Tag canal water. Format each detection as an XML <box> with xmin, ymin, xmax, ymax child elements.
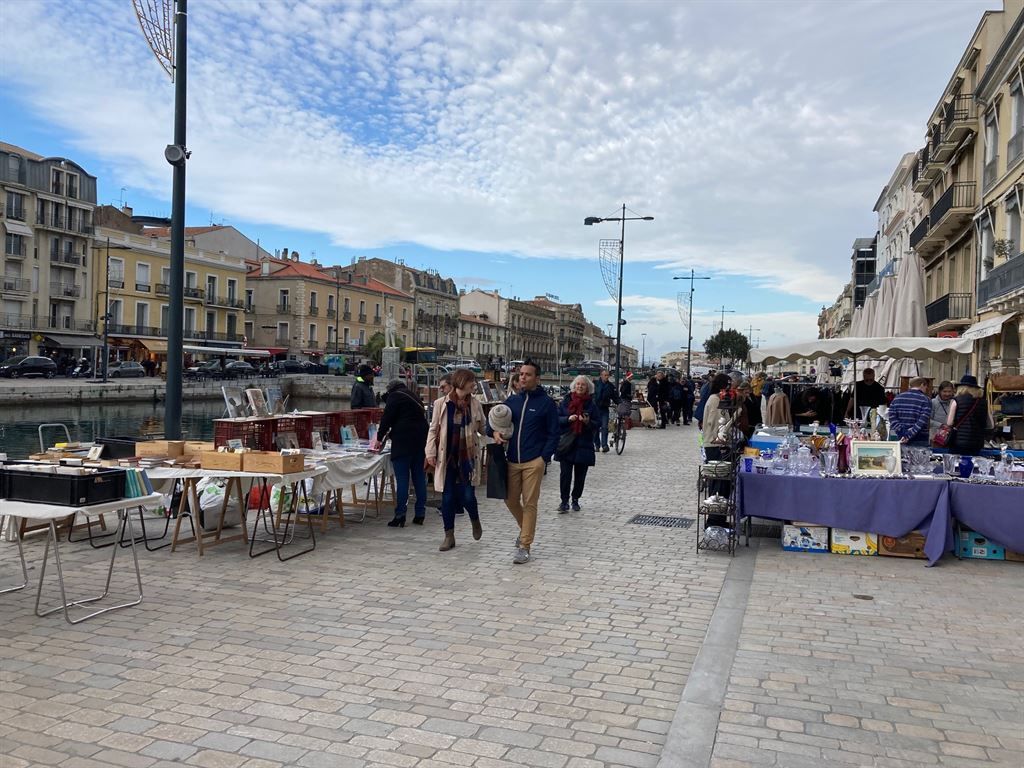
<box><xmin>0</xmin><ymin>398</ymin><xmax>342</xmax><ymax>459</ymax></box>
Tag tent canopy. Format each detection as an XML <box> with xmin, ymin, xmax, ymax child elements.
<box><xmin>750</xmin><ymin>336</ymin><xmax>973</xmax><ymax>365</ymax></box>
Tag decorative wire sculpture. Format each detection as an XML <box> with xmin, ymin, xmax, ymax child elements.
<box><xmin>677</xmin><ymin>291</ymin><xmax>689</xmax><ymax>326</ymax></box>
<box><xmin>132</xmin><ymin>0</ymin><xmax>175</xmax><ymax>80</ymax></box>
<box><xmin>598</xmin><ymin>239</ymin><xmax>621</xmax><ymax>301</ymax></box>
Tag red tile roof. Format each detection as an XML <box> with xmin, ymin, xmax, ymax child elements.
<box><xmin>144</xmin><ymin>225</ymin><xmax>226</xmax><ymax>238</ymax></box>
<box><xmin>248</xmin><ymin>259</ymin><xmax>412</xmax><ymax>299</ymax></box>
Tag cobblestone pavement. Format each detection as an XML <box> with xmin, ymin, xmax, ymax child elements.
<box><xmin>0</xmin><ymin>424</ymin><xmax>728</xmax><ymax>768</ymax></box>
<box><xmin>2</xmin><ymin>425</ymin><xmax>1022</xmax><ymax>768</ymax></box>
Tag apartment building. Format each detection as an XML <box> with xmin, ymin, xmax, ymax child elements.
<box><xmin>507</xmin><ymin>298</ymin><xmax>556</xmax><ymax>372</ymax></box>
<box><xmin>818</xmin><ymin>282</ymin><xmax>854</xmax><ymax>339</ymax></box>
<box><xmin>973</xmin><ymin>1</ymin><xmax>1024</xmax><ymax>375</ymax></box>
<box><xmin>457</xmin><ymin>313</ymin><xmax>503</xmax><ymax>363</ymax></box>
<box><xmin>348</xmin><ymin>258</ymin><xmax>459</xmax><ymax>354</ymax></box>
<box><xmin>528</xmin><ymin>295</ymin><xmax>586</xmax><ymax>365</ymax></box>
<box><xmin>246</xmin><ymin>252</ymin><xmax>413</xmax><ymax>360</ymax></box>
<box><xmin>0</xmin><ymin>142</ymin><xmax>97</xmax><ymax>360</ymax></box>
<box><xmin>582</xmin><ymin>321</ymin><xmax>609</xmax><ymax>362</ymax></box>
<box><xmin>93</xmin><ymin>207</ymin><xmax>248</xmax><ymax>366</ymax></box>
<box><xmin>850</xmin><ymin>236</ymin><xmax>877</xmax><ymax>309</ymax></box>
<box><xmin>870</xmin><ymin>154</ymin><xmax>925</xmax><ymax>305</ymax></box>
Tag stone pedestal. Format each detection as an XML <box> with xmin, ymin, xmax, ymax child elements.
<box><xmin>381</xmin><ymin>347</ymin><xmax>401</xmax><ymax>384</ymax></box>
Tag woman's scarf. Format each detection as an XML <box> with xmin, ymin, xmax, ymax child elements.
<box><xmin>568</xmin><ymin>392</ymin><xmax>590</xmax><ymax>435</ymax></box>
<box><xmin>446</xmin><ymin>396</ymin><xmax>474</xmax><ymax>481</ymax></box>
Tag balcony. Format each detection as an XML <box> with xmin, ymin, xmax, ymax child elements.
<box><xmin>156</xmin><ymin>283</ymin><xmax>170</xmax><ymax>296</ymax></box>
<box><xmin>912</xmin><ymin>148</ymin><xmax>933</xmax><ymax>193</ymax></box>
<box><xmin>1</xmin><ymin>277</ymin><xmax>31</xmax><ymax>293</ymax></box>
<box><xmin>274</xmin><ymin>336</ymin><xmax>290</xmax><ymax>346</ymax></box>
<box><xmin>208</xmin><ymin>295</ymin><xmax>245</xmax><ymax>309</ymax></box>
<box><xmin>276</xmin><ymin>302</ymin><xmax>290</xmax><ymax>313</ymax></box>
<box><xmin>184</xmin><ymin>287</ymin><xmax>205</xmax><ymax>301</ymax></box>
<box><xmin>5</xmin><ymin>205</ymin><xmax>25</xmax><ymax>221</ymax></box>
<box><xmin>373</xmin><ymin>315</ymin><xmax>382</xmax><ymax>325</ymax></box>
<box><xmin>326</xmin><ymin>308</ymin><xmax>336</xmax><ymax>319</ymax></box>
<box><xmin>934</xmin><ymin>94</ymin><xmax>973</xmax><ymax>162</ymax></box>
<box><xmin>5</xmin><ymin>241</ymin><xmax>27</xmax><ymax>259</ymax></box>
<box><xmin>978</xmin><ymin>254</ymin><xmax>1024</xmax><ymax>307</ymax></box>
<box><xmin>984</xmin><ymin>157</ymin><xmax>999</xmax><ymax>190</ymax></box>
<box><xmin>925</xmin><ymin>292</ymin><xmax>973</xmax><ymax>329</ymax></box>
<box><xmin>401</xmin><ymin>320</ymin><xmax>409</xmax><ymax>328</ymax></box>
<box><xmin>244</xmin><ymin>303</ymin><xmax>254</xmax><ymax>313</ymax></box>
<box><xmin>38</xmin><ymin>214</ymin><xmax>65</xmax><ymax>231</ymax></box>
<box><xmin>135</xmin><ymin>282</ymin><xmax>151</xmax><ymax>293</ymax></box>
<box><xmin>107</xmin><ymin>324</ymin><xmax>162</xmax><ymax>337</ymax></box>
<box><xmin>308</xmin><ymin>306</ymin><xmax>319</xmax><ymax>316</ymax></box>
<box><xmin>50</xmin><ymin>252</ymin><xmax>82</xmax><ymax>267</ymax></box>
<box><xmin>915</xmin><ymin>183</ymin><xmax>976</xmax><ymax>259</ymax></box>
<box><xmin>358</xmin><ymin>313</ymin><xmax>367</xmax><ymax>323</ymax></box>
<box><xmin>108</xmin><ymin>278</ymin><xmax>125</xmax><ymax>289</ymax></box>
<box><xmin>306</xmin><ymin>340</ymin><xmax>320</xmax><ymax>350</ymax></box>
<box><xmin>190</xmin><ymin>330</ymin><xmax>245</xmax><ymax>343</ymax></box>
<box><xmin>343</xmin><ymin>311</ymin><xmax>351</xmax><ymax>320</ymax></box>
<box><xmin>49</xmin><ymin>283</ymin><xmax>81</xmax><ymax>299</ymax></box>
<box><xmin>1008</xmin><ymin>130</ymin><xmax>1024</xmax><ymax>169</ymax></box>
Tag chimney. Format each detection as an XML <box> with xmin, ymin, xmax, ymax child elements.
<box><xmin>291</xmin><ymin>251</ymin><xmax>300</xmax><ymax>261</ymax></box>
<box><xmin>310</xmin><ymin>258</ymin><xmax>319</xmax><ymax>266</ymax></box>
<box><xmin>121</xmin><ymin>205</ymin><xmax>133</xmax><ymax>217</ymax></box>
<box><xmin>281</xmin><ymin>248</ymin><xmax>289</xmax><ymax>260</ymax></box>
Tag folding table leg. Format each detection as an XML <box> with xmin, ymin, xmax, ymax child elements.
<box><xmin>0</xmin><ymin>514</ymin><xmax>28</xmax><ymax>594</ymax></box>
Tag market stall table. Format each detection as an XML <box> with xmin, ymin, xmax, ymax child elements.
<box><xmin>948</xmin><ymin>481</ymin><xmax>1024</xmax><ymax>553</ymax></box>
<box><xmin>310</xmin><ymin>451</ymin><xmax>393</xmax><ymax>523</ymax></box>
<box><xmin>736</xmin><ymin>472</ymin><xmax>953</xmax><ymax>565</ymax></box>
<box><xmin>0</xmin><ymin>492</ymin><xmax>163</xmax><ymax>624</ymax></box>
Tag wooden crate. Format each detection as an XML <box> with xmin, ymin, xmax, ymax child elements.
<box><xmin>242</xmin><ymin>451</ymin><xmax>304</xmax><ymax>475</ymax></box>
<box><xmin>136</xmin><ymin>440</ymin><xmax>185</xmax><ymax>458</ymax></box>
<box><xmin>200</xmin><ymin>451</ymin><xmax>245</xmax><ymax>471</ymax></box>
<box><xmin>184</xmin><ymin>441</ymin><xmax>216</xmax><ymax>456</ymax></box>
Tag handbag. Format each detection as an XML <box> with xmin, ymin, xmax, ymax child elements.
<box><xmin>933</xmin><ymin>399</ymin><xmax>978</xmax><ymax>448</ymax></box>
<box><xmin>639</xmin><ymin>405</ymin><xmax>657</xmax><ymax>425</ymax></box>
<box><xmin>485</xmin><ymin>444</ymin><xmax>508</xmax><ymax>500</ymax></box>
<box><xmin>556</xmin><ymin>429</ymin><xmax>577</xmax><ymax>457</ymax></box>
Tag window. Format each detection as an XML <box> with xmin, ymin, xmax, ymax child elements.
<box><xmin>359</xmin><ymin>300</ymin><xmax>366</xmax><ymax>316</ymax></box>
<box><xmin>343</xmin><ymin>297</ymin><xmax>350</xmax><ymax>313</ymax></box>
<box><xmin>5</xmin><ymin>191</ymin><xmax>24</xmax><ymax>220</ymax></box>
<box><xmin>343</xmin><ymin>327</ymin><xmax>350</xmax><ymax>345</ymax></box>
<box><xmin>244</xmin><ymin>321</ymin><xmax>254</xmax><ymax>340</ymax></box>
<box><xmin>277</xmin><ymin>322</ymin><xmax>289</xmax><ymax>341</ymax></box>
<box><xmin>309</xmin><ymin>291</ymin><xmax>318</xmax><ymax>310</ymax></box>
<box><xmin>206</xmin><ymin>275</ymin><xmax>217</xmax><ymax>299</ymax></box>
<box><xmin>66</xmin><ymin>173</ymin><xmax>78</xmax><ymax>199</ymax></box>
<box><xmin>980</xmin><ymin>218</ymin><xmax>995</xmax><ymax>280</ymax></box>
<box><xmin>108</xmin><ymin>299</ymin><xmax>123</xmax><ymax>326</ymax></box>
<box><xmin>1007</xmin><ymin>196</ymin><xmax>1021</xmax><ymax>259</ymax></box>
<box><xmin>51</xmin><ymin>168</ymin><xmax>62</xmax><ymax>195</ymax></box>
<box><xmin>327</xmin><ymin>294</ymin><xmax>335</xmax><ymax>312</ymax></box>
<box><xmin>308</xmin><ymin>323</ymin><xmax>317</xmax><ymax>342</ymax></box>
<box><xmin>374</xmin><ymin>302</ymin><xmax>380</xmax><ymax>319</ymax></box>
<box><xmin>226</xmin><ymin>314</ymin><xmax>237</xmax><ymax>337</ymax></box>
<box><xmin>278</xmin><ymin>289</ymin><xmax>289</xmax><ymax>309</ymax></box>
<box><xmin>7</xmin><ymin>154</ymin><xmax>20</xmax><ymax>180</ymax></box>
<box><xmin>184</xmin><ymin>307</ymin><xmax>195</xmax><ymax>332</ymax></box>
<box><xmin>109</xmin><ymin>257</ymin><xmax>125</xmax><ymax>283</ymax></box>
<box><xmin>206</xmin><ymin>311</ymin><xmax>216</xmax><ymax>334</ymax></box>
<box><xmin>1010</xmin><ymin>85</ymin><xmax>1024</xmax><ymax>165</ymax></box>
<box><xmin>227</xmin><ymin>278</ymin><xmax>237</xmax><ymax>301</ymax></box>
<box><xmin>161</xmin><ymin>305</ymin><xmax>169</xmax><ymax>331</ymax></box>
<box><xmin>161</xmin><ymin>267</ymin><xmax>170</xmax><ymax>286</ymax></box>
<box><xmin>245</xmin><ymin>288</ymin><xmax>253</xmax><ymax>310</ymax></box>
<box><xmin>402</xmin><ymin>307</ymin><xmax>407</xmax><ymax>322</ymax></box>
<box><xmin>984</xmin><ymin>111</ymin><xmax>999</xmax><ymax>186</ymax></box>
<box><xmin>4</xmin><ymin>233</ymin><xmax>23</xmax><ymax>257</ymax></box>
<box><xmin>135</xmin><ymin>302</ymin><xmax>149</xmax><ymax>329</ymax></box>
<box><xmin>136</xmin><ymin>263</ymin><xmax>150</xmax><ymax>291</ymax></box>
<box><xmin>358</xmin><ymin>329</ymin><xmax>365</xmax><ymax>345</ymax></box>
<box><xmin>185</xmin><ymin>271</ymin><xmax>197</xmax><ymax>289</ymax></box>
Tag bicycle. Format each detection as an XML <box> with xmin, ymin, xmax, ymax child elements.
<box><xmin>609</xmin><ymin>402</ymin><xmax>631</xmax><ymax>455</ymax></box>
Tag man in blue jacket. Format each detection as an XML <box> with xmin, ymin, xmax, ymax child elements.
<box><xmin>592</xmin><ymin>368</ymin><xmax>618</xmax><ymax>452</ymax></box>
<box><xmin>491</xmin><ymin>359</ymin><xmax>559</xmax><ymax>564</ymax></box>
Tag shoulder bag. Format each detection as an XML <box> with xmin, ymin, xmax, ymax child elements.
<box><xmin>932</xmin><ymin>398</ymin><xmax>978</xmax><ymax>449</ymax></box>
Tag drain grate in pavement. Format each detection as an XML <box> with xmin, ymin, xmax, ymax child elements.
<box><xmin>628</xmin><ymin>514</ymin><xmax>695</xmax><ymax>529</ymax></box>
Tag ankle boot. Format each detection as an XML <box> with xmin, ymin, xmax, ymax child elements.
<box><xmin>471</xmin><ymin>518</ymin><xmax>482</xmax><ymax>541</ymax></box>
<box><xmin>439</xmin><ymin>530</ymin><xmax>456</xmax><ymax>551</ymax></box>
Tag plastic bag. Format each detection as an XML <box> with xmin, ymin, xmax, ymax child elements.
<box><xmin>197</xmin><ymin>478</ymin><xmax>242</xmax><ymax>531</ymax></box>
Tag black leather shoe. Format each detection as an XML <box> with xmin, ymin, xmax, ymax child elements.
<box><xmin>412</xmin><ymin>517</ymin><xmax>424</xmax><ymax>525</ymax></box>
<box><xmin>387</xmin><ymin>517</ymin><xmax>406</xmax><ymax>528</ymax></box>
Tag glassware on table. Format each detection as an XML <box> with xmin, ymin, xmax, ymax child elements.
<box><xmin>958</xmin><ymin>455</ymin><xmax>974</xmax><ymax>478</ymax></box>
<box><xmin>972</xmin><ymin>457</ymin><xmax>993</xmax><ymax>477</ymax></box>
<box><xmin>883</xmin><ymin>454</ymin><xmax>898</xmax><ymax>475</ymax></box>
<box><xmin>994</xmin><ymin>462</ymin><xmax>1012</xmax><ymax>482</ymax></box>
<box><xmin>822</xmin><ymin>449</ymin><xmax>839</xmax><ymax>475</ymax></box>
<box><xmin>941</xmin><ymin>453</ymin><xmax>961</xmax><ymax>475</ymax></box>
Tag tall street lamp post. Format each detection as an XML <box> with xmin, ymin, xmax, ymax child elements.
<box><xmin>641</xmin><ymin>333</ymin><xmax>646</xmax><ymax>370</ymax></box>
<box><xmin>672</xmin><ymin>270</ymin><xmax>711</xmax><ymax>378</ymax></box>
<box><xmin>584</xmin><ymin>205</ymin><xmax>653</xmax><ymax>386</ymax></box>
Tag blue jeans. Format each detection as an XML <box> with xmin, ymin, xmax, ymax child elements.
<box><xmin>391</xmin><ymin>454</ymin><xmax>427</xmax><ymax>521</ymax></box>
<box><xmin>441</xmin><ymin>463</ymin><xmax>479</xmax><ymax>532</ymax></box>
<box><xmin>594</xmin><ymin>409</ymin><xmax>610</xmax><ymax>450</ymax></box>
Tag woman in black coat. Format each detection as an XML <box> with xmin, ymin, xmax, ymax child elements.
<box><xmin>946</xmin><ymin>375</ymin><xmax>993</xmax><ymax>457</ymax></box>
<box><xmin>378</xmin><ymin>380</ymin><xmax>429</xmax><ymax>526</ymax></box>
<box><xmin>555</xmin><ymin>375</ymin><xmax>602</xmax><ymax>513</ymax></box>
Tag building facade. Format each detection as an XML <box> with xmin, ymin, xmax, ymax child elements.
<box><xmin>974</xmin><ymin>1</ymin><xmax>1024</xmax><ymax>376</ymax></box>
<box><xmin>507</xmin><ymin>298</ymin><xmax>556</xmax><ymax>372</ymax></box>
<box><xmin>851</xmin><ymin>236</ymin><xmax>877</xmax><ymax>309</ymax></box>
<box><xmin>871</xmin><ymin>153</ymin><xmax>924</xmax><ymax>299</ymax></box>
<box><xmin>457</xmin><ymin>313</ymin><xmax>503</xmax><ymax>363</ymax></box>
<box><xmin>818</xmin><ymin>282</ymin><xmax>853</xmax><ymax>339</ymax></box>
<box><xmin>528</xmin><ymin>296</ymin><xmax>585</xmax><ymax>365</ymax></box>
<box><xmin>1</xmin><ymin>142</ymin><xmax>97</xmax><ymax>361</ymax></box>
<box><xmin>349</xmin><ymin>258</ymin><xmax>459</xmax><ymax>354</ymax></box>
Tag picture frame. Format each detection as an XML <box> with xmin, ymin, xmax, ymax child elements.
<box><xmin>246</xmin><ymin>388</ymin><xmax>269</xmax><ymax>417</ymax></box>
<box><xmin>849</xmin><ymin>440</ymin><xmax>902</xmax><ymax>476</ymax></box>
<box><xmin>222</xmin><ymin>386</ymin><xmax>247</xmax><ymax>418</ymax></box>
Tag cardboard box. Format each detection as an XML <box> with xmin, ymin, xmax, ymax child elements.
<box><xmin>1004</xmin><ymin>549</ymin><xmax>1024</xmax><ymax>562</ymax></box>
<box><xmin>830</xmin><ymin>529</ymin><xmax>877</xmax><ymax>556</ymax></box>
<box><xmin>136</xmin><ymin>440</ymin><xmax>185</xmax><ymax>458</ymax></box>
<box><xmin>879</xmin><ymin>532</ymin><xmax>927</xmax><ymax>559</ymax></box>
<box><xmin>200</xmin><ymin>451</ymin><xmax>244</xmax><ymax>472</ymax></box>
<box><xmin>242</xmin><ymin>451</ymin><xmax>304</xmax><ymax>475</ymax></box>
<box><xmin>781</xmin><ymin>524</ymin><xmax>829</xmax><ymax>553</ymax></box>
<box><xmin>958</xmin><ymin>530</ymin><xmax>1005</xmax><ymax>560</ymax></box>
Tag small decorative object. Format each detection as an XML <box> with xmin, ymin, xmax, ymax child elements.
<box><xmin>849</xmin><ymin>440</ymin><xmax>902</xmax><ymax>476</ymax></box>
<box><xmin>958</xmin><ymin>455</ymin><xmax>974</xmax><ymax>479</ymax></box>
<box><xmin>822</xmin><ymin>449</ymin><xmax>839</xmax><ymax>475</ymax></box>
<box><xmin>941</xmin><ymin>453</ymin><xmax>961</xmax><ymax>475</ymax></box>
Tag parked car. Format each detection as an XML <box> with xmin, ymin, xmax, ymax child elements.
<box><xmin>0</xmin><ymin>355</ymin><xmax>57</xmax><ymax>379</ymax></box>
<box><xmin>300</xmin><ymin>361</ymin><xmax>328</xmax><ymax>374</ymax></box>
<box><xmin>108</xmin><ymin>361</ymin><xmax>146</xmax><ymax>378</ymax></box>
<box><xmin>450</xmin><ymin>359</ymin><xmax>482</xmax><ymax>373</ymax></box>
<box><xmin>184</xmin><ymin>360</ymin><xmax>224</xmax><ymax>379</ymax></box>
<box><xmin>224</xmin><ymin>360</ymin><xmax>256</xmax><ymax>378</ymax></box>
<box><xmin>502</xmin><ymin>360</ymin><xmax>525</xmax><ymax>373</ymax></box>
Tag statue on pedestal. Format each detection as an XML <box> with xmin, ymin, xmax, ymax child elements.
<box><xmin>385</xmin><ymin>306</ymin><xmax>398</xmax><ymax>349</ymax></box>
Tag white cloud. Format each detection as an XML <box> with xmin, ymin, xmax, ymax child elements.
<box><xmin>1</xmin><ymin>0</ymin><xmax>993</xmax><ymax>313</ymax></box>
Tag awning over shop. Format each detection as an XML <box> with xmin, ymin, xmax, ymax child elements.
<box><xmin>141</xmin><ymin>339</ymin><xmax>168</xmax><ymax>353</ymax></box>
<box><xmin>961</xmin><ymin>313</ymin><xmax>1018</xmax><ymax>341</ymax></box>
<box><xmin>44</xmin><ymin>333</ymin><xmax>100</xmax><ymax>348</ymax></box>
<box><xmin>3</xmin><ymin>220</ymin><xmax>33</xmax><ymax>237</ymax></box>
<box><xmin>301</xmin><ymin>349</ymin><xmax>323</xmax><ymax>356</ymax></box>
<box><xmin>246</xmin><ymin>347</ymin><xmax>287</xmax><ymax>356</ymax></box>
<box><xmin>182</xmin><ymin>344</ymin><xmax>270</xmax><ymax>356</ymax></box>
<box><xmin>750</xmin><ymin>336</ymin><xmax>974</xmax><ymax>365</ymax></box>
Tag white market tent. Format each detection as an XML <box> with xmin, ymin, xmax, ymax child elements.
<box><xmin>751</xmin><ymin>336</ymin><xmax>974</xmax><ymax>414</ymax></box>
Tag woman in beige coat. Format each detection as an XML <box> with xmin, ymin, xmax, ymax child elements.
<box><xmin>425</xmin><ymin>368</ymin><xmax>487</xmax><ymax>551</ymax></box>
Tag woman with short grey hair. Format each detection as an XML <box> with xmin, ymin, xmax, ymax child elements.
<box><xmin>554</xmin><ymin>375</ymin><xmax>601</xmax><ymax>512</ymax></box>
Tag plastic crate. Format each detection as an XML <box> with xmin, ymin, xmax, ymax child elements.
<box><xmin>272</xmin><ymin>415</ymin><xmax>313</xmax><ymax>449</ymax></box>
<box><xmin>214</xmin><ymin>418</ymin><xmax>276</xmax><ymax>451</ymax></box>
<box><xmin>96</xmin><ymin>436</ymin><xmax>139</xmax><ymax>459</ymax></box>
<box><xmin>326</xmin><ymin>411</ymin><xmax>347</xmax><ymax>442</ymax></box>
<box><xmin>297</xmin><ymin>411</ymin><xmax>330</xmax><ymax>440</ymax></box>
<box><xmin>3</xmin><ymin>467</ymin><xmax>127</xmax><ymax>507</ymax></box>
<box><xmin>352</xmin><ymin>408</ymin><xmax>383</xmax><ymax>438</ymax></box>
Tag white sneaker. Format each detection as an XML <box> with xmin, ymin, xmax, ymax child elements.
<box><xmin>513</xmin><ymin>547</ymin><xmax>531</xmax><ymax>564</ymax></box>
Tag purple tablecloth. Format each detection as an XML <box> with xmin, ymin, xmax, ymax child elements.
<box><xmin>948</xmin><ymin>482</ymin><xmax>1024</xmax><ymax>553</ymax></box>
<box><xmin>736</xmin><ymin>473</ymin><xmax>953</xmax><ymax>566</ymax></box>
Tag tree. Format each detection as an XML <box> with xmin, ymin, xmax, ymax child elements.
<box><xmin>363</xmin><ymin>332</ymin><xmax>405</xmax><ymax>364</ymax></box>
<box><xmin>703</xmin><ymin>328</ymin><xmax>750</xmax><ymax>367</ymax></box>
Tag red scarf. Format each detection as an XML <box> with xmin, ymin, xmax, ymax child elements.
<box><xmin>568</xmin><ymin>392</ymin><xmax>590</xmax><ymax>434</ymax></box>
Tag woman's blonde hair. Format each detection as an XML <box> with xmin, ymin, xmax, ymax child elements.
<box><xmin>955</xmin><ymin>384</ymin><xmax>982</xmax><ymax>398</ymax></box>
<box><xmin>571</xmin><ymin>374</ymin><xmax>594</xmax><ymax>395</ymax></box>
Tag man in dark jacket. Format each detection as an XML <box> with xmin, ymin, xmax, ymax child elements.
<box><xmin>490</xmin><ymin>359</ymin><xmax>558</xmax><ymax>565</ymax></box>
<box><xmin>681</xmin><ymin>377</ymin><xmax>695</xmax><ymax>425</ymax></box>
<box><xmin>592</xmin><ymin>368</ymin><xmax>618</xmax><ymax>453</ymax></box>
<box><xmin>378</xmin><ymin>380</ymin><xmax>428</xmax><ymax>525</ymax></box>
<box><xmin>350</xmin><ymin>364</ymin><xmax>377</xmax><ymax>409</ymax></box>
<box><xmin>647</xmin><ymin>371</ymin><xmax>671</xmax><ymax>428</ymax></box>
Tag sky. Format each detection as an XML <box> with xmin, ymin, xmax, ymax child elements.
<box><xmin>0</xmin><ymin>0</ymin><xmax>998</xmax><ymax>362</ymax></box>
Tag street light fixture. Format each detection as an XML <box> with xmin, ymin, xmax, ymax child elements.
<box><xmin>672</xmin><ymin>270</ymin><xmax>711</xmax><ymax>378</ymax></box>
<box><xmin>584</xmin><ymin>205</ymin><xmax>653</xmax><ymax>386</ymax></box>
